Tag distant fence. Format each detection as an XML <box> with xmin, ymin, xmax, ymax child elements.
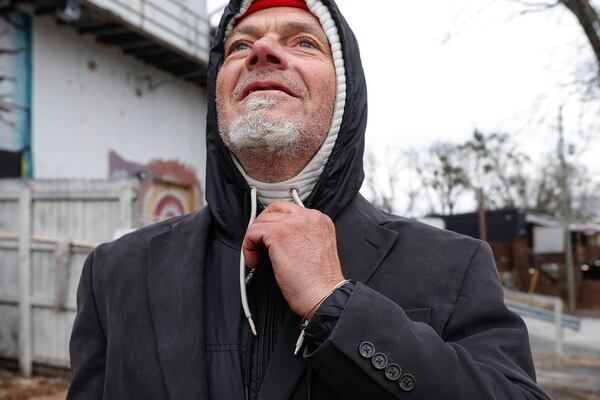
<box><xmin>0</xmin><ymin>179</ymin><xmax>138</xmax><ymax>377</ymax></box>
<box><xmin>504</xmin><ymin>289</ymin><xmax>581</xmax><ymax>355</ymax></box>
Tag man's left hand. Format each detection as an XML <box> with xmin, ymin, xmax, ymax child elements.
<box><xmin>242</xmin><ymin>200</ymin><xmax>345</xmax><ymax>318</ymax></box>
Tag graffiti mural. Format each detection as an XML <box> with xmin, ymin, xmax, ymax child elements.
<box><xmin>109</xmin><ymin>150</ymin><xmax>204</xmax><ymax>226</ymax></box>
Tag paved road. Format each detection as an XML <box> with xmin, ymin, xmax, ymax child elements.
<box><xmin>524</xmin><ymin>315</ymin><xmax>600</xmax><ymax>399</ymax></box>
<box><xmin>524</xmin><ymin>316</ymin><xmax>600</xmax><ymax>358</ymax></box>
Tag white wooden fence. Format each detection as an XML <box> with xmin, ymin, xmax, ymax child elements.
<box><xmin>0</xmin><ymin>179</ymin><xmax>138</xmax><ymax>377</ymax></box>
<box><xmin>504</xmin><ymin>289</ymin><xmax>581</xmax><ymax>355</ymax></box>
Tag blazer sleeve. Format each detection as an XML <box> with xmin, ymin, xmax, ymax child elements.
<box><xmin>304</xmin><ymin>241</ymin><xmax>552</xmax><ymax>400</ymax></box>
<box><xmin>67</xmin><ymin>248</ymin><xmax>107</xmax><ymax>400</ymax></box>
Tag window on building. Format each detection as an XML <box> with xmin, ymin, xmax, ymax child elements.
<box><xmin>0</xmin><ymin>149</ymin><xmax>22</xmax><ymax>178</ymax></box>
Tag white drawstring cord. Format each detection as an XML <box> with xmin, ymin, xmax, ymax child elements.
<box><xmin>290</xmin><ymin>188</ymin><xmax>305</xmax><ymax>208</ymax></box>
<box><xmin>239</xmin><ymin>187</ymin><xmax>305</xmax><ymax>336</ymax></box>
<box><xmin>240</xmin><ymin>187</ymin><xmax>258</xmax><ymax>336</ymax></box>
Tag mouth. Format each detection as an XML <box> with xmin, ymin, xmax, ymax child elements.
<box><xmin>241</xmin><ymin>80</ymin><xmax>297</xmax><ymax>99</ymax></box>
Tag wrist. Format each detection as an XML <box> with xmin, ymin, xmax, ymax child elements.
<box><xmin>302</xmin><ymin>279</ymin><xmax>349</xmax><ymax>322</ymax></box>
<box><xmin>293</xmin><ymin>278</ymin><xmax>351</xmax><ymax>356</ymax></box>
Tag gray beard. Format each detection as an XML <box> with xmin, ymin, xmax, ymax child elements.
<box><xmin>224</xmin><ymin>95</ymin><xmax>304</xmax><ymax>155</ymax></box>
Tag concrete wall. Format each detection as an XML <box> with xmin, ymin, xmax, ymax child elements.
<box><xmin>31</xmin><ymin>16</ymin><xmax>207</xmax><ymax>184</ymax></box>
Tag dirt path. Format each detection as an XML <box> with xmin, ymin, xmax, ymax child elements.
<box><xmin>0</xmin><ymin>369</ymin><xmax>68</xmax><ymax>400</ymax></box>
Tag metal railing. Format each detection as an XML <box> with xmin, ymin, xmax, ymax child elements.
<box><xmin>504</xmin><ymin>289</ymin><xmax>581</xmax><ymax>355</ymax></box>
<box><xmin>505</xmin><ymin>300</ymin><xmax>581</xmax><ymax>331</ymax></box>
<box><xmin>85</xmin><ymin>0</ymin><xmax>210</xmax><ymax>60</ymax></box>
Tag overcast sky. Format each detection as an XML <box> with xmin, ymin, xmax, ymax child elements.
<box><xmin>207</xmin><ymin>0</ymin><xmax>599</xmax><ymax>212</ymax></box>
<box><xmin>208</xmin><ymin>1</ymin><xmax>595</xmax><ymax>149</ymax></box>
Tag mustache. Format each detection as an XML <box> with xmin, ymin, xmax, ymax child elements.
<box><xmin>233</xmin><ymin>70</ymin><xmax>304</xmax><ymax>99</ymax></box>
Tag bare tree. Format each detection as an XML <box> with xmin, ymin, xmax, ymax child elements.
<box><xmin>560</xmin><ymin>0</ymin><xmax>600</xmax><ymax>77</ymax></box>
<box><xmin>416</xmin><ymin>143</ymin><xmax>470</xmax><ymax>215</ymax></box>
<box><xmin>363</xmin><ymin>148</ymin><xmax>421</xmax><ymax>215</ymax></box>
<box><xmin>364</xmin><ymin>129</ymin><xmax>600</xmax><ymax>219</ymax></box>
<box><xmin>451</xmin><ymin>130</ymin><xmax>599</xmax><ymax>219</ymax></box>
<box><xmin>363</xmin><ymin>150</ymin><xmax>399</xmax><ymax>214</ymax></box>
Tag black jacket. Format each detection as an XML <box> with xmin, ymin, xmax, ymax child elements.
<box><xmin>68</xmin><ymin>196</ymin><xmax>551</xmax><ymax>399</ymax></box>
<box><xmin>68</xmin><ymin>0</ymin><xmax>551</xmax><ymax>398</ymax></box>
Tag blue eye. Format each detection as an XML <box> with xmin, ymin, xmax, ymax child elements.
<box><xmin>297</xmin><ymin>37</ymin><xmax>317</xmax><ymax>49</ymax></box>
<box><xmin>298</xmin><ymin>41</ymin><xmax>315</xmax><ymax>49</ymax></box>
<box><xmin>232</xmin><ymin>42</ymin><xmax>251</xmax><ymax>52</ymax></box>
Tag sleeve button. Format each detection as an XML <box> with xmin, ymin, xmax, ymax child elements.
<box><xmin>384</xmin><ymin>363</ymin><xmax>402</xmax><ymax>381</ymax></box>
<box><xmin>399</xmin><ymin>373</ymin><xmax>416</xmax><ymax>391</ymax></box>
<box><xmin>371</xmin><ymin>352</ymin><xmax>388</xmax><ymax>370</ymax></box>
<box><xmin>358</xmin><ymin>341</ymin><xmax>375</xmax><ymax>358</ymax></box>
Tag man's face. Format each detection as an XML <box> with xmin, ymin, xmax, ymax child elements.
<box><xmin>216</xmin><ymin>6</ymin><xmax>336</xmax><ymax>162</ymax></box>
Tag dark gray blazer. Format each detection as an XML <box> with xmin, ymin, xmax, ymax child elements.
<box><xmin>68</xmin><ymin>195</ymin><xmax>550</xmax><ymax>399</ymax></box>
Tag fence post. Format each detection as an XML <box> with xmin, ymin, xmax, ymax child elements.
<box><xmin>119</xmin><ymin>181</ymin><xmax>135</xmax><ymax>228</ymax></box>
<box><xmin>554</xmin><ymin>298</ymin><xmax>564</xmax><ymax>355</ymax></box>
<box><xmin>18</xmin><ymin>182</ymin><xmax>32</xmax><ymax>377</ymax></box>
<box><xmin>54</xmin><ymin>241</ymin><xmax>71</xmax><ymax>310</ymax></box>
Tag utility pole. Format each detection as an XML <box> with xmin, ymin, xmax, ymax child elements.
<box><xmin>558</xmin><ymin>105</ymin><xmax>576</xmax><ymax>311</ymax></box>
<box><xmin>477</xmin><ymin>188</ymin><xmax>487</xmax><ymax>242</ymax></box>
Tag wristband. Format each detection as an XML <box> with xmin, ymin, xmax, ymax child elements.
<box><xmin>293</xmin><ymin>279</ymin><xmax>351</xmax><ymax>355</ymax></box>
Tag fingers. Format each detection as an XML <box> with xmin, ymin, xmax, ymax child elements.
<box><xmin>242</xmin><ymin>231</ymin><xmax>261</xmax><ymax>268</ymax></box>
<box><xmin>242</xmin><ymin>221</ymin><xmax>278</xmax><ymax>268</ymax></box>
<box><xmin>252</xmin><ymin>211</ymin><xmax>289</xmax><ymax>224</ymax></box>
<box><xmin>242</xmin><ymin>202</ymin><xmax>292</xmax><ymax>268</ymax></box>
<box><xmin>263</xmin><ymin>200</ymin><xmax>302</xmax><ymax>214</ymax></box>
<box><xmin>242</xmin><ymin>201</ymin><xmax>327</xmax><ymax>268</ymax></box>
<box><xmin>251</xmin><ymin>203</ymin><xmax>301</xmax><ymax>226</ymax></box>
<box><xmin>255</xmin><ymin>201</ymin><xmax>318</xmax><ymax>224</ymax></box>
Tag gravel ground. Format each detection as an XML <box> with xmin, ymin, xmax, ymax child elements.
<box><xmin>0</xmin><ymin>369</ymin><xmax>68</xmax><ymax>400</ymax></box>
<box><xmin>535</xmin><ymin>353</ymin><xmax>600</xmax><ymax>400</ymax></box>
<box><xmin>545</xmin><ymin>387</ymin><xmax>600</xmax><ymax>400</ymax></box>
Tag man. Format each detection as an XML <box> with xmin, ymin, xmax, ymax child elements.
<box><xmin>68</xmin><ymin>0</ymin><xmax>551</xmax><ymax>399</ymax></box>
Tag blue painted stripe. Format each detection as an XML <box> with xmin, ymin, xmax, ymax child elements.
<box><xmin>505</xmin><ymin>299</ymin><xmax>581</xmax><ymax>331</ymax></box>
<box><xmin>14</xmin><ymin>12</ymin><xmax>33</xmax><ymax>177</ymax></box>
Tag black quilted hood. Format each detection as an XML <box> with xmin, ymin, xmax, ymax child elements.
<box><xmin>205</xmin><ymin>0</ymin><xmax>367</xmax><ymax>245</ymax></box>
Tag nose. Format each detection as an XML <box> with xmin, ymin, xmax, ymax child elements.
<box><xmin>245</xmin><ymin>37</ymin><xmax>288</xmax><ymax>70</ymax></box>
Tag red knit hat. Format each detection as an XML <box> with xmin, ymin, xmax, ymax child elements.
<box><xmin>243</xmin><ymin>0</ymin><xmax>309</xmax><ymax>18</ymax></box>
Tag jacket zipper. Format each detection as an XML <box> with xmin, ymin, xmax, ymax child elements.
<box><xmin>246</xmin><ymin>261</ymin><xmax>278</xmax><ymax>400</ymax></box>
<box><xmin>259</xmin><ymin>265</ymin><xmax>276</xmax><ymax>385</ymax></box>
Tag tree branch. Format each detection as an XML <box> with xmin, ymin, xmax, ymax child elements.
<box><xmin>560</xmin><ymin>0</ymin><xmax>600</xmax><ymax>79</ymax></box>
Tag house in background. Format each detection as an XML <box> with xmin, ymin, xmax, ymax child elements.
<box><xmin>439</xmin><ymin>209</ymin><xmax>600</xmax><ymax>309</ymax></box>
<box><xmin>0</xmin><ymin>0</ymin><xmax>210</xmax><ymax>220</ymax></box>
<box><xmin>0</xmin><ymin>0</ymin><xmax>211</xmax><ymax>375</ymax></box>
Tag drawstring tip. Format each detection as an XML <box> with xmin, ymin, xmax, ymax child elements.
<box><xmin>294</xmin><ymin>327</ymin><xmax>306</xmax><ymax>356</ymax></box>
<box><xmin>248</xmin><ymin>316</ymin><xmax>257</xmax><ymax>336</ymax></box>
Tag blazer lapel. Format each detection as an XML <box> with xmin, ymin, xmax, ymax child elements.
<box><xmin>147</xmin><ymin>208</ymin><xmax>212</xmax><ymax>400</ymax></box>
<box><xmin>336</xmin><ymin>197</ymin><xmax>399</xmax><ymax>283</ymax></box>
<box><xmin>257</xmin><ymin>197</ymin><xmax>398</xmax><ymax>400</ymax></box>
